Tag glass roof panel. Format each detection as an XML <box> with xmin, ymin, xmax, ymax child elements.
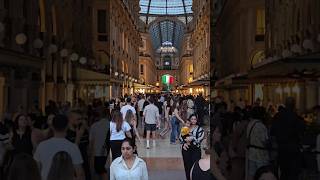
<box><xmin>140</xmin><ymin>0</ymin><xmax>192</xmax><ymax>56</ymax></box>
<box><xmin>140</xmin><ymin>0</ymin><xmax>193</xmax><ymax>15</ymax></box>
<box><xmin>149</xmin><ymin>20</ymin><xmax>185</xmax><ymax>54</ymax></box>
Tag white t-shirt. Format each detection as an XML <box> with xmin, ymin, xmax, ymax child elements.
<box><xmin>138</xmin><ymin>99</ymin><xmax>145</xmax><ymax>112</ymax></box>
<box><xmin>120</xmin><ymin>104</ymin><xmax>136</xmax><ymax>120</ymax></box>
<box><xmin>89</xmin><ymin>119</ymin><xmax>109</xmax><ymax>156</ymax></box>
<box><xmin>110</xmin><ymin>121</ymin><xmax>131</xmax><ymax>141</ymax></box>
<box><xmin>33</xmin><ymin>137</ymin><xmax>83</xmax><ymax>180</ymax></box>
<box><xmin>143</xmin><ymin>104</ymin><xmax>159</xmax><ymax>124</ymax></box>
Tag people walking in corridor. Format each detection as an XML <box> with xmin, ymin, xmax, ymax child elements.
<box><xmin>143</xmin><ymin>97</ymin><xmax>160</xmax><ymax>149</ymax></box>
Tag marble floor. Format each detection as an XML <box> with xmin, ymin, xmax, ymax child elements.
<box><xmin>136</xmin><ymin>128</ymin><xmax>187</xmax><ymax>180</ymax></box>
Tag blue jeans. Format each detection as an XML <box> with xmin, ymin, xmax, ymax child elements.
<box><xmin>170</xmin><ymin>116</ymin><xmax>180</xmax><ymax>143</ymax></box>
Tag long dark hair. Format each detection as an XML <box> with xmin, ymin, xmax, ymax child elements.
<box><xmin>112</xmin><ymin>110</ymin><xmax>123</xmax><ymax>132</ymax></box>
<box><xmin>47</xmin><ymin>151</ymin><xmax>74</xmax><ymax>180</ymax></box>
<box><xmin>7</xmin><ymin>153</ymin><xmax>41</xmax><ymax>180</ymax></box>
<box><xmin>171</xmin><ymin>100</ymin><xmax>180</xmax><ymax>113</ymax></box>
<box><xmin>13</xmin><ymin>114</ymin><xmax>31</xmax><ymax>135</ymax></box>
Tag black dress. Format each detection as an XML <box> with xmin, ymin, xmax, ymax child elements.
<box><xmin>191</xmin><ymin>160</ymin><xmax>215</xmax><ymax>180</ymax></box>
<box><xmin>12</xmin><ymin>129</ymin><xmax>33</xmax><ymax>155</ymax></box>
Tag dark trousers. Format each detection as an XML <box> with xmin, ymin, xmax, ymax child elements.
<box><xmin>110</xmin><ymin>140</ymin><xmax>124</xmax><ymax>161</ymax></box>
<box><xmin>278</xmin><ymin>150</ymin><xmax>302</xmax><ymax>180</ymax></box>
<box><xmin>182</xmin><ymin>145</ymin><xmax>201</xmax><ymax>180</ymax></box>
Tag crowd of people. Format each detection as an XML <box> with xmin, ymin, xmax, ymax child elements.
<box><xmin>0</xmin><ymin>92</ymin><xmax>212</xmax><ymax>180</ymax></box>
<box><xmin>210</xmin><ymin>96</ymin><xmax>311</xmax><ymax>180</ymax></box>
<box><xmin>1</xmin><ymin>92</ymin><xmax>316</xmax><ymax>180</ymax></box>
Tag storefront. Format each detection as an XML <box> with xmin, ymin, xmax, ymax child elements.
<box><xmin>74</xmin><ymin>67</ymin><xmax>110</xmax><ymax>104</ymax></box>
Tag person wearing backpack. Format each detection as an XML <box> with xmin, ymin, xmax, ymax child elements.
<box><xmin>229</xmin><ymin>109</ymin><xmax>249</xmax><ymax>180</ymax></box>
<box><xmin>246</xmin><ymin>106</ymin><xmax>270</xmax><ymax>180</ymax></box>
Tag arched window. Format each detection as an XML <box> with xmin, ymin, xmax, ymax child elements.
<box><xmin>163</xmin><ymin>55</ymin><xmax>172</xmax><ymax>70</ymax></box>
<box><xmin>251</xmin><ymin>51</ymin><xmax>265</xmax><ymax>66</ymax></box>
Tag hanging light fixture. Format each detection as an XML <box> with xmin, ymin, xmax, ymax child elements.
<box><xmin>15</xmin><ymin>33</ymin><xmax>27</xmax><ymax>45</ymax></box>
<box><xmin>60</xmin><ymin>49</ymin><xmax>69</xmax><ymax>57</ymax></box>
<box><xmin>33</xmin><ymin>38</ymin><xmax>43</xmax><ymax>49</ymax></box>
<box><xmin>70</xmin><ymin>53</ymin><xmax>79</xmax><ymax>61</ymax></box>
<box><xmin>79</xmin><ymin>57</ymin><xmax>87</xmax><ymax>64</ymax></box>
<box><xmin>48</xmin><ymin>44</ymin><xmax>58</xmax><ymax>54</ymax></box>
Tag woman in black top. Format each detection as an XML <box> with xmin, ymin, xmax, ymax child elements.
<box><xmin>180</xmin><ymin>114</ymin><xmax>205</xmax><ymax>180</ymax></box>
<box><xmin>190</xmin><ymin>137</ymin><xmax>216</xmax><ymax>180</ymax></box>
<box><xmin>11</xmin><ymin>114</ymin><xmax>33</xmax><ymax>155</ymax></box>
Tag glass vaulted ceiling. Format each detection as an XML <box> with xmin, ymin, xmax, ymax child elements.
<box><xmin>140</xmin><ymin>0</ymin><xmax>193</xmax><ymax>55</ymax></box>
<box><xmin>140</xmin><ymin>0</ymin><xmax>193</xmax><ymax>25</ymax></box>
<box><xmin>149</xmin><ymin>20</ymin><xmax>185</xmax><ymax>54</ymax></box>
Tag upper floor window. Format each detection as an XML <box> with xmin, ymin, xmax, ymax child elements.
<box><xmin>256</xmin><ymin>9</ymin><xmax>265</xmax><ymax>36</ymax></box>
<box><xmin>140</xmin><ymin>64</ymin><xmax>144</xmax><ymax>75</ymax></box>
<box><xmin>97</xmin><ymin>10</ymin><xmax>106</xmax><ymax>33</ymax></box>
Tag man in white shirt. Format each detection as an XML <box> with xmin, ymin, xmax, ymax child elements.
<box><xmin>120</xmin><ymin>97</ymin><xmax>136</xmax><ymax>120</ymax></box>
<box><xmin>143</xmin><ymin>97</ymin><xmax>160</xmax><ymax>149</ymax></box>
<box><xmin>34</xmin><ymin>114</ymin><xmax>84</xmax><ymax>180</ymax></box>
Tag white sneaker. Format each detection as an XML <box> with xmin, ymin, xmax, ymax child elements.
<box><xmin>146</xmin><ymin>140</ymin><xmax>150</xmax><ymax>149</ymax></box>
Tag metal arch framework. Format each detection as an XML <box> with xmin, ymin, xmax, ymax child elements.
<box><xmin>140</xmin><ymin>0</ymin><xmax>193</xmax><ymax>25</ymax></box>
<box><xmin>139</xmin><ymin>0</ymin><xmax>193</xmax><ymax>55</ymax></box>
<box><xmin>148</xmin><ymin>19</ymin><xmax>185</xmax><ymax>54</ymax></box>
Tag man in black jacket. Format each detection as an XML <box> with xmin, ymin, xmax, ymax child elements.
<box><xmin>270</xmin><ymin>97</ymin><xmax>305</xmax><ymax>180</ymax></box>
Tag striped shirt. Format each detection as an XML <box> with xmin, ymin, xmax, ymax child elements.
<box><xmin>180</xmin><ymin>125</ymin><xmax>205</xmax><ymax>148</ymax></box>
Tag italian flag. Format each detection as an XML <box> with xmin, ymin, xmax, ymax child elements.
<box><xmin>162</xmin><ymin>75</ymin><xmax>174</xmax><ymax>84</ymax></box>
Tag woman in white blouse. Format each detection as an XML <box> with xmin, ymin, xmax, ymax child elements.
<box><xmin>109</xmin><ymin>139</ymin><xmax>148</xmax><ymax>180</ymax></box>
<box><xmin>110</xmin><ymin>110</ymin><xmax>132</xmax><ymax>161</ymax></box>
